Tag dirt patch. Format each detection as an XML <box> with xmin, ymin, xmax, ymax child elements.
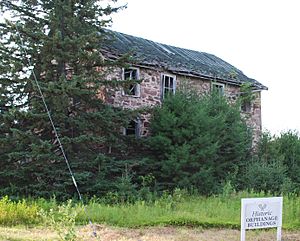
<box><xmin>0</xmin><ymin>226</ymin><xmax>57</xmax><ymax>241</ymax></box>
<box><xmin>80</xmin><ymin>225</ymin><xmax>300</xmax><ymax>241</ymax></box>
<box><xmin>1</xmin><ymin>225</ymin><xmax>300</xmax><ymax>241</ymax></box>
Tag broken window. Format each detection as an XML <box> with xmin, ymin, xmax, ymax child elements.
<box><xmin>122</xmin><ymin>68</ymin><xmax>140</xmax><ymax>97</ymax></box>
<box><xmin>240</xmin><ymin>93</ymin><xmax>252</xmax><ymax>112</ymax></box>
<box><xmin>162</xmin><ymin>74</ymin><xmax>176</xmax><ymax>99</ymax></box>
<box><xmin>123</xmin><ymin>119</ymin><xmax>141</xmax><ymax>137</ymax></box>
<box><xmin>241</xmin><ymin>100</ymin><xmax>251</xmax><ymax>112</ymax></box>
<box><xmin>212</xmin><ymin>82</ymin><xmax>225</xmax><ymax>96</ymax></box>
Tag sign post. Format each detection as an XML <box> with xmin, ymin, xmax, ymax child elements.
<box><xmin>241</xmin><ymin>197</ymin><xmax>283</xmax><ymax>241</ymax></box>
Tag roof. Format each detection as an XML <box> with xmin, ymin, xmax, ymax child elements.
<box><xmin>103</xmin><ymin>30</ymin><xmax>267</xmax><ymax>90</ymax></box>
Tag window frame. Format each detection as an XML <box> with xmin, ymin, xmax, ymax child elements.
<box><xmin>122</xmin><ymin>67</ymin><xmax>141</xmax><ymax>97</ymax></box>
<box><xmin>240</xmin><ymin>92</ymin><xmax>252</xmax><ymax>113</ymax></box>
<box><xmin>241</xmin><ymin>100</ymin><xmax>252</xmax><ymax>112</ymax></box>
<box><xmin>122</xmin><ymin>119</ymin><xmax>141</xmax><ymax>138</ymax></box>
<box><xmin>161</xmin><ymin>73</ymin><xmax>176</xmax><ymax>99</ymax></box>
<box><xmin>211</xmin><ymin>82</ymin><xmax>225</xmax><ymax>96</ymax></box>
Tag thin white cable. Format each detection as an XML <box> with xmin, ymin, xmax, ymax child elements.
<box><xmin>15</xmin><ymin>22</ymin><xmax>97</xmax><ymax>237</ymax></box>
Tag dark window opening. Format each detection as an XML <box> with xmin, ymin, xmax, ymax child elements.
<box><xmin>241</xmin><ymin>100</ymin><xmax>251</xmax><ymax>112</ymax></box>
<box><xmin>123</xmin><ymin>68</ymin><xmax>140</xmax><ymax>96</ymax></box>
<box><xmin>124</xmin><ymin>120</ymin><xmax>140</xmax><ymax>137</ymax></box>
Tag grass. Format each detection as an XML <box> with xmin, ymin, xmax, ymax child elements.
<box><xmin>1</xmin><ymin>191</ymin><xmax>300</xmax><ymax>230</ymax></box>
<box><xmin>81</xmin><ymin>192</ymin><xmax>300</xmax><ymax>229</ymax></box>
<box><xmin>81</xmin><ymin>196</ymin><xmax>240</xmax><ymax>228</ymax></box>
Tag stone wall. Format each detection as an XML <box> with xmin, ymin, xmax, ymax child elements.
<box><xmin>243</xmin><ymin>91</ymin><xmax>262</xmax><ymax>146</ymax></box>
<box><xmin>105</xmin><ymin>66</ymin><xmax>262</xmax><ymax>144</ymax></box>
<box><xmin>111</xmin><ymin>67</ymin><xmax>162</xmax><ymax>109</ymax></box>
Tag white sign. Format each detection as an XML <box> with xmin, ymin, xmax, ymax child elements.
<box><xmin>241</xmin><ymin>197</ymin><xmax>283</xmax><ymax>241</ymax></box>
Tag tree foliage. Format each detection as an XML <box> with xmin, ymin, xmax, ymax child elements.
<box><xmin>145</xmin><ymin>90</ymin><xmax>252</xmax><ymax>194</ymax></box>
<box><xmin>0</xmin><ymin>0</ymin><xmax>134</xmax><ymax>199</ymax></box>
<box><xmin>1</xmin><ymin>1</ymin><xmax>299</xmax><ymax>199</ymax></box>
<box><xmin>245</xmin><ymin>130</ymin><xmax>300</xmax><ymax>194</ymax></box>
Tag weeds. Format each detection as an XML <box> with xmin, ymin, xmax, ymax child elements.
<box><xmin>39</xmin><ymin>200</ymin><xmax>80</xmax><ymax>241</ymax></box>
<box><xmin>0</xmin><ymin>191</ymin><xmax>300</xmax><ymax>230</ymax></box>
<box><xmin>0</xmin><ymin>196</ymin><xmax>40</xmax><ymax>225</ymax></box>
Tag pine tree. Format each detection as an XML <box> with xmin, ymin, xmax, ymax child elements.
<box><xmin>146</xmin><ymin>90</ymin><xmax>252</xmax><ymax>194</ymax></box>
<box><xmin>0</xmin><ymin>0</ymin><xmax>132</xmax><ymax>198</ymax></box>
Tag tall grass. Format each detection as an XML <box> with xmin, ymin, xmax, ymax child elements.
<box><xmin>0</xmin><ymin>196</ymin><xmax>40</xmax><ymax>225</ymax></box>
<box><xmin>81</xmin><ymin>190</ymin><xmax>300</xmax><ymax>229</ymax></box>
<box><xmin>1</xmin><ymin>191</ymin><xmax>300</xmax><ymax>230</ymax></box>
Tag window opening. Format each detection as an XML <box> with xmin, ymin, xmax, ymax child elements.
<box><xmin>123</xmin><ymin>68</ymin><xmax>140</xmax><ymax>97</ymax></box>
<box><xmin>162</xmin><ymin>74</ymin><xmax>176</xmax><ymax>99</ymax></box>
<box><xmin>123</xmin><ymin>120</ymin><xmax>140</xmax><ymax>137</ymax></box>
<box><xmin>212</xmin><ymin>82</ymin><xmax>225</xmax><ymax>95</ymax></box>
<box><xmin>241</xmin><ymin>101</ymin><xmax>251</xmax><ymax>112</ymax></box>
<box><xmin>240</xmin><ymin>93</ymin><xmax>252</xmax><ymax>112</ymax></box>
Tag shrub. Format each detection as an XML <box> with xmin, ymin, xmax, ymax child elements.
<box><xmin>243</xmin><ymin>159</ymin><xmax>290</xmax><ymax>194</ymax></box>
<box><xmin>254</xmin><ymin>130</ymin><xmax>300</xmax><ymax>193</ymax></box>
<box><xmin>39</xmin><ymin>200</ymin><xmax>80</xmax><ymax>241</ymax></box>
<box><xmin>276</xmin><ymin>131</ymin><xmax>300</xmax><ymax>190</ymax></box>
<box><xmin>146</xmin><ymin>90</ymin><xmax>252</xmax><ymax>194</ymax></box>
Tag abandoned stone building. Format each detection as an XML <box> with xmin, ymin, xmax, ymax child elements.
<box><xmin>101</xmin><ymin>31</ymin><xmax>268</xmax><ymax>144</ymax></box>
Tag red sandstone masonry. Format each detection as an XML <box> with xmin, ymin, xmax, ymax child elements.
<box><xmin>104</xmin><ymin>66</ymin><xmax>262</xmax><ymax>144</ymax></box>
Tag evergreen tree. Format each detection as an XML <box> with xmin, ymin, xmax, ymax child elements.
<box><xmin>251</xmin><ymin>130</ymin><xmax>300</xmax><ymax>193</ymax></box>
<box><xmin>0</xmin><ymin>0</ymin><xmax>132</xmax><ymax>198</ymax></box>
<box><xmin>145</xmin><ymin>90</ymin><xmax>252</xmax><ymax>195</ymax></box>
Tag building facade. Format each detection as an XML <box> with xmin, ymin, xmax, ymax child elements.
<box><xmin>102</xmin><ymin>31</ymin><xmax>267</xmax><ymax>145</ymax></box>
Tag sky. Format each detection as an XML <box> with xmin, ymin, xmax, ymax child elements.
<box><xmin>109</xmin><ymin>0</ymin><xmax>300</xmax><ymax>135</ymax></box>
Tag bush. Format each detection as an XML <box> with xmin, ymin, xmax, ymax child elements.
<box><xmin>254</xmin><ymin>130</ymin><xmax>300</xmax><ymax>193</ymax></box>
<box><xmin>39</xmin><ymin>200</ymin><xmax>79</xmax><ymax>241</ymax></box>
<box><xmin>276</xmin><ymin>131</ymin><xmax>300</xmax><ymax>190</ymax></box>
<box><xmin>243</xmin><ymin>159</ymin><xmax>290</xmax><ymax>194</ymax></box>
<box><xmin>145</xmin><ymin>90</ymin><xmax>252</xmax><ymax>194</ymax></box>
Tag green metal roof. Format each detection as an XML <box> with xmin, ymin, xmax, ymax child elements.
<box><xmin>103</xmin><ymin>31</ymin><xmax>267</xmax><ymax>90</ymax></box>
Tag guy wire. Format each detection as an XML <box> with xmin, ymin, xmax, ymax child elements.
<box><xmin>14</xmin><ymin>22</ymin><xmax>97</xmax><ymax>238</ymax></box>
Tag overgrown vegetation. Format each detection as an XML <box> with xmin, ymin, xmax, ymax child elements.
<box><xmin>1</xmin><ymin>85</ymin><xmax>300</xmax><ymax>198</ymax></box>
<box><xmin>143</xmin><ymin>91</ymin><xmax>252</xmax><ymax>194</ymax></box>
<box><xmin>1</xmin><ymin>191</ymin><xmax>300</xmax><ymax>230</ymax></box>
<box><xmin>39</xmin><ymin>200</ymin><xmax>78</xmax><ymax>241</ymax></box>
<box><xmin>1</xmin><ymin>0</ymin><xmax>300</xmax><ymax>217</ymax></box>
<box><xmin>0</xmin><ymin>0</ymin><xmax>139</xmax><ymax>199</ymax></box>
<box><xmin>243</xmin><ymin>130</ymin><xmax>300</xmax><ymax>194</ymax></box>
<box><xmin>0</xmin><ymin>196</ymin><xmax>39</xmax><ymax>226</ymax></box>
